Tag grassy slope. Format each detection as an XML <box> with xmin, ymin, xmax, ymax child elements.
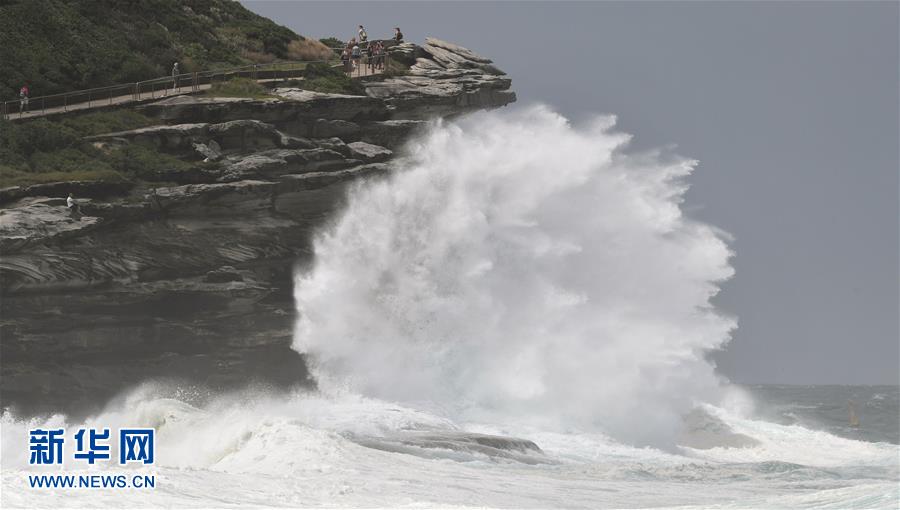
<box><xmin>0</xmin><ymin>111</ymin><xmax>190</xmax><ymax>188</ymax></box>
<box><xmin>0</xmin><ymin>0</ymin><xmax>319</xmax><ymax>100</ymax></box>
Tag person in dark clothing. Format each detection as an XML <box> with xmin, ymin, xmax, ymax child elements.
<box><xmin>394</xmin><ymin>27</ymin><xmax>403</xmax><ymax>44</ymax></box>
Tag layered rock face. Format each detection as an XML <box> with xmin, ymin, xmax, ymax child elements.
<box><xmin>0</xmin><ymin>39</ymin><xmax>515</xmax><ymax>417</ymax></box>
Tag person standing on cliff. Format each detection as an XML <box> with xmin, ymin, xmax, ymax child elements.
<box><xmin>351</xmin><ymin>44</ymin><xmax>361</xmax><ymax>70</ymax></box>
<box><xmin>358</xmin><ymin>25</ymin><xmax>368</xmax><ymax>47</ymax></box>
<box><xmin>341</xmin><ymin>47</ymin><xmax>351</xmax><ymax>73</ymax></box>
<box><xmin>394</xmin><ymin>27</ymin><xmax>403</xmax><ymax>44</ymax></box>
<box><xmin>172</xmin><ymin>62</ymin><xmax>180</xmax><ymax>91</ymax></box>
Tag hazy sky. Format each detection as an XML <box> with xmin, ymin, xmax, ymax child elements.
<box><xmin>240</xmin><ymin>1</ymin><xmax>898</xmax><ymax>385</ymax></box>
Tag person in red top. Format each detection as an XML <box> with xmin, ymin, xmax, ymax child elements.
<box><xmin>19</xmin><ymin>84</ymin><xmax>29</xmax><ymax>112</ymax></box>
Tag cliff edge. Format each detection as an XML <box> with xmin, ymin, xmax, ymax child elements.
<box><xmin>0</xmin><ymin>39</ymin><xmax>515</xmax><ymax>416</ymax></box>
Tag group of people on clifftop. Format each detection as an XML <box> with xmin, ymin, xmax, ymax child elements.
<box><xmin>340</xmin><ymin>26</ymin><xmax>403</xmax><ymax>73</ymax></box>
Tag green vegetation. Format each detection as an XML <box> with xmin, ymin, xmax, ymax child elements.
<box><xmin>0</xmin><ymin>111</ymin><xmax>190</xmax><ymax>188</ymax></box>
<box><xmin>0</xmin><ymin>167</ymin><xmax>127</xmax><ymax>187</ymax></box>
<box><xmin>205</xmin><ymin>78</ymin><xmax>273</xmax><ymax>99</ymax></box>
<box><xmin>104</xmin><ymin>144</ymin><xmax>192</xmax><ymax>180</ymax></box>
<box><xmin>0</xmin><ymin>0</ymin><xmax>322</xmax><ymax>100</ymax></box>
<box><xmin>319</xmin><ymin>37</ymin><xmax>344</xmax><ymax>50</ymax></box>
<box><xmin>59</xmin><ymin>110</ymin><xmax>155</xmax><ymax>137</ymax></box>
<box><xmin>300</xmin><ymin>63</ymin><xmax>366</xmax><ymax>95</ymax></box>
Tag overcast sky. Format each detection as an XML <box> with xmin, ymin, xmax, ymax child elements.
<box><xmin>241</xmin><ymin>1</ymin><xmax>898</xmax><ymax>385</ymax></box>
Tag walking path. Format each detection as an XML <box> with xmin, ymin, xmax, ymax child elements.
<box><xmin>4</xmin><ymin>62</ymin><xmax>383</xmax><ymax>121</ymax></box>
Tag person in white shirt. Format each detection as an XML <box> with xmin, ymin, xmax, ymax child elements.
<box><xmin>66</xmin><ymin>193</ymin><xmax>80</xmax><ymax>214</ymax></box>
<box><xmin>358</xmin><ymin>25</ymin><xmax>368</xmax><ymax>45</ymax></box>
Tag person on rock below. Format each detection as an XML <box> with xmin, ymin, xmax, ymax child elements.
<box><xmin>66</xmin><ymin>193</ymin><xmax>79</xmax><ymax>214</ymax></box>
<box><xmin>394</xmin><ymin>27</ymin><xmax>403</xmax><ymax>44</ymax></box>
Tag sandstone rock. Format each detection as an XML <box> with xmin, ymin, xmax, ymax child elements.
<box><xmin>208</xmin><ymin>119</ymin><xmax>282</xmax><ymax>151</ymax></box>
<box><xmin>0</xmin><ymin>198</ymin><xmax>100</xmax><ymax>252</ymax></box>
<box><xmin>0</xmin><ymin>180</ymin><xmax>133</xmax><ymax>206</ymax></box>
<box><xmin>278</xmin><ymin>163</ymin><xmax>390</xmax><ymax>191</ymax></box>
<box><xmin>366</xmin><ymin>74</ymin><xmax>515</xmax><ymax>120</ymax></box>
<box><xmin>358</xmin><ymin>120</ymin><xmax>427</xmax><ymax>148</ymax></box>
<box><xmin>386</xmin><ymin>42</ymin><xmax>425</xmax><ymax>66</ymax></box>
<box><xmin>203</xmin><ymin>265</ymin><xmax>245</xmax><ymax>283</ymax></box>
<box><xmin>139</xmin><ymin>92</ymin><xmax>389</xmax><ymax>126</ymax></box>
<box><xmin>311</xmin><ymin>118</ymin><xmax>361</xmax><ymax>138</ymax></box>
<box><xmin>87</xmin><ymin>123</ymin><xmax>208</xmax><ymax>150</ymax></box>
<box><xmin>218</xmin><ymin>148</ymin><xmax>350</xmax><ymax>182</ymax></box>
<box><xmin>193</xmin><ymin>140</ymin><xmax>222</xmax><ymax>161</ymax></box>
<box><xmin>424</xmin><ymin>37</ymin><xmax>493</xmax><ymax>64</ymax></box>
<box><xmin>278</xmin><ymin>134</ymin><xmax>316</xmax><ymax>149</ymax></box>
<box><xmin>347</xmin><ymin>142</ymin><xmax>393</xmax><ymax>161</ymax></box>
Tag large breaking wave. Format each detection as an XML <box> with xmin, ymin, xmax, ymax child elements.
<box><xmin>4</xmin><ymin>107</ymin><xmax>897</xmax><ymax>509</ymax></box>
<box><xmin>293</xmin><ymin>106</ymin><xmax>737</xmax><ymax>446</ymax></box>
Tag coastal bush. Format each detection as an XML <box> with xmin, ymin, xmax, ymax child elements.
<box><xmin>287</xmin><ymin>39</ymin><xmax>334</xmax><ymax>62</ymax></box>
<box><xmin>0</xmin><ymin>113</ymin><xmax>191</xmax><ymax>188</ymax></box>
<box><xmin>9</xmin><ymin>119</ymin><xmax>79</xmax><ymax>157</ymax></box>
<box><xmin>59</xmin><ymin>111</ymin><xmax>154</xmax><ymax>137</ymax></box>
<box><xmin>0</xmin><ymin>166</ymin><xmax>127</xmax><ymax>187</ymax></box>
<box><xmin>206</xmin><ymin>78</ymin><xmax>272</xmax><ymax>99</ymax></box>
<box><xmin>29</xmin><ymin>148</ymin><xmax>111</xmax><ymax>174</ymax></box>
<box><xmin>301</xmin><ymin>63</ymin><xmax>366</xmax><ymax>95</ymax></box>
<box><xmin>319</xmin><ymin>37</ymin><xmax>344</xmax><ymax>50</ymax></box>
<box><xmin>106</xmin><ymin>144</ymin><xmax>192</xmax><ymax>181</ymax></box>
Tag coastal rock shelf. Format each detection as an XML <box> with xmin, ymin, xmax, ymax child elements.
<box><xmin>0</xmin><ymin>39</ymin><xmax>515</xmax><ymax>416</ymax></box>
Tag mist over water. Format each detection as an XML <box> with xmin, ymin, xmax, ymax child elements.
<box><xmin>294</xmin><ymin>106</ymin><xmax>738</xmax><ymax>446</ymax></box>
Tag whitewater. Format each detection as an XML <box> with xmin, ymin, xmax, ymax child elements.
<box><xmin>2</xmin><ymin>107</ymin><xmax>897</xmax><ymax>508</ymax></box>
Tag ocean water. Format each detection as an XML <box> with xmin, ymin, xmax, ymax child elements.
<box><xmin>1</xmin><ymin>385</ymin><xmax>897</xmax><ymax>509</ymax></box>
<box><xmin>2</xmin><ymin>107</ymin><xmax>897</xmax><ymax>508</ymax></box>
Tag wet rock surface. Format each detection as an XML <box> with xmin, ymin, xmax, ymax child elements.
<box><xmin>0</xmin><ymin>39</ymin><xmax>514</xmax><ymax>417</ymax></box>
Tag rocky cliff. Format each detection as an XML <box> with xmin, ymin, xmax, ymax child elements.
<box><xmin>0</xmin><ymin>39</ymin><xmax>515</xmax><ymax>416</ymax></box>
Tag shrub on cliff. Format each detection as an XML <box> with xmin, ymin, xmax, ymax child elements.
<box><xmin>59</xmin><ymin>111</ymin><xmax>154</xmax><ymax>137</ymax></box>
<box><xmin>287</xmin><ymin>39</ymin><xmax>335</xmax><ymax>62</ymax></box>
<box><xmin>206</xmin><ymin>78</ymin><xmax>272</xmax><ymax>99</ymax></box>
<box><xmin>0</xmin><ymin>112</ymin><xmax>187</xmax><ymax>188</ymax></box>
<box><xmin>318</xmin><ymin>37</ymin><xmax>344</xmax><ymax>50</ymax></box>
<box><xmin>301</xmin><ymin>63</ymin><xmax>366</xmax><ymax>95</ymax></box>
<box><xmin>106</xmin><ymin>145</ymin><xmax>192</xmax><ymax>181</ymax></box>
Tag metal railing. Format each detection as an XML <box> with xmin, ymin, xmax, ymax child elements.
<box><xmin>1</xmin><ymin>55</ymin><xmax>388</xmax><ymax>121</ymax></box>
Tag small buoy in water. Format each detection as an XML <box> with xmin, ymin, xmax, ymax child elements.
<box><xmin>848</xmin><ymin>399</ymin><xmax>860</xmax><ymax>427</ymax></box>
